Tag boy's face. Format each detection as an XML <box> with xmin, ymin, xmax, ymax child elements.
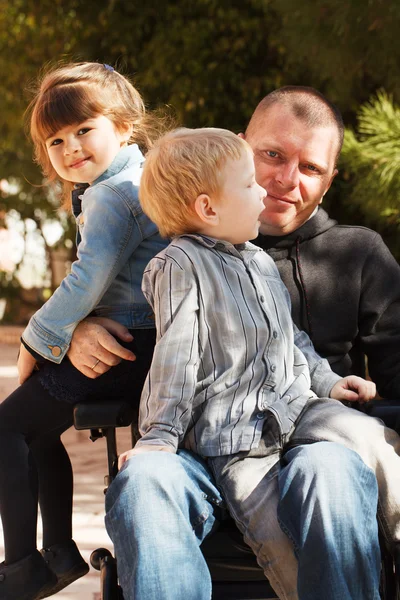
<box><xmin>214</xmin><ymin>149</ymin><xmax>266</xmax><ymax>245</ymax></box>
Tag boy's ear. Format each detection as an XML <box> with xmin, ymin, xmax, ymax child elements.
<box><xmin>238</xmin><ymin>132</ymin><xmax>245</xmax><ymax>140</ymax></box>
<box><xmin>194</xmin><ymin>193</ymin><xmax>219</xmax><ymax>225</ymax></box>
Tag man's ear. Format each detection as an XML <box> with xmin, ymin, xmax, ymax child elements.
<box><xmin>194</xmin><ymin>193</ymin><xmax>219</xmax><ymax>225</ymax></box>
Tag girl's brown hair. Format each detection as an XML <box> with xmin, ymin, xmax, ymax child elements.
<box><xmin>27</xmin><ymin>62</ymin><xmax>162</xmax><ymax>209</ymax></box>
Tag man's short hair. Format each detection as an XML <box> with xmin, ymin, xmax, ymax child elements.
<box><xmin>246</xmin><ymin>86</ymin><xmax>344</xmax><ymax>163</ymax></box>
<box><xmin>140</xmin><ymin>127</ymin><xmax>249</xmax><ymax>238</ymax></box>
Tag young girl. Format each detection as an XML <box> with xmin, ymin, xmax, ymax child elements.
<box><xmin>0</xmin><ymin>62</ymin><xmax>167</xmax><ymax>600</ymax></box>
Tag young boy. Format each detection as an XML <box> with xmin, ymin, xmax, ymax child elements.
<box><xmin>118</xmin><ymin>127</ymin><xmax>400</xmax><ymax>597</ymax></box>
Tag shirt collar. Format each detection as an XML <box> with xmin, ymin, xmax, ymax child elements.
<box><xmin>176</xmin><ymin>233</ymin><xmax>261</xmax><ymax>258</ymax></box>
<box><xmin>91</xmin><ymin>143</ymin><xmax>144</xmax><ymax>186</ymax></box>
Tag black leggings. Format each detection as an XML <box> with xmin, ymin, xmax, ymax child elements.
<box><xmin>0</xmin><ymin>329</ymin><xmax>155</xmax><ymax>564</ymax></box>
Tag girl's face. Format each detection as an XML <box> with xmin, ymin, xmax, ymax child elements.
<box><xmin>45</xmin><ymin>115</ymin><xmax>131</xmax><ymax>184</ymax></box>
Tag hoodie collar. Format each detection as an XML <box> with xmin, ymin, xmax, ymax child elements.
<box><xmin>255</xmin><ymin>207</ymin><xmax>337</xmax><ymax>250</ymax></box>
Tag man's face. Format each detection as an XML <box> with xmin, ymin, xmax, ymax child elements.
<box><xmin>244</xmin><ymin>104</ymin><xmax>339</xmax><ymax>236</ymax></box>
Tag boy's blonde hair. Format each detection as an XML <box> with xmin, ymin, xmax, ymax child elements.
<box><xmin>27</xmin><ymin>62</ymin><xmax>162</xmax><ymax>209</ymax></box>
<box><xmin>139</xmin><ymin>128</ymin><xmax>250</xmax><ymax>238</ymax></box>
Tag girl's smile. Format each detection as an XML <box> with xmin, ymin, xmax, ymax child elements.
<box><xmin>46</xmin><ymin>115</ymin><xmax>131</xmax><ymax>184</ymax></box>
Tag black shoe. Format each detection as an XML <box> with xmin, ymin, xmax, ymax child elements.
<box><xmin>0</xmin><ymin>550</ymin><xmax>57</xmax><ymax>600</ymax></box>
<box><xmin>40</xmin><ymin>539</ymin><xmax>89</xmax><ymax>597</ymax></box>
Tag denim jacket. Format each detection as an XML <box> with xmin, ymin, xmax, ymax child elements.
<box><xmin>22</xmin><ymin>144</ymin><xmax>167</xmax><ymax>363</ymax></box>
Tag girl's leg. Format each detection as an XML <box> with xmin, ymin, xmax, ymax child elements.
<box><xmin>30</xmin><ymin>433</ymin><xmax>73</xmax><ymax>548</ymax></box>
<box><xmin>0</xmin><ymin>373</ymin><xmax>73</xmax><ymax>563</ymax></box>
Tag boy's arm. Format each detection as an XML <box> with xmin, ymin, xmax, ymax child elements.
<box><xmin>135</xmin><ymin>253</ymin><xmax>201</xmax><ymax>453</ymax></box>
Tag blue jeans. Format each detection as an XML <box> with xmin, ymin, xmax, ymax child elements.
<box><xmin>279</xmin><ymin>444</ymin><xmax>381</xmax><ymax>600</ymax></box>
<box><xmin>105</xmin><ymin>450</ymin><xmax>223</xmax><ymax>600</ymax></box>
<box><xmin>105</xmin><ymin>444</ymin><xmax>380</xmax><ymax>600</ymax></box>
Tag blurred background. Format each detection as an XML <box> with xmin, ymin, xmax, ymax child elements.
<box><xmin>0</xmin><ymin>0</ymin><xmax>399</xmax><ymax>325</ymax></box>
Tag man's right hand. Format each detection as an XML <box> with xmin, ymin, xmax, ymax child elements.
<box><xmin>67</xmin><ymin>317</ymin><xmax>136</xmax><ymax>379</ymax></box>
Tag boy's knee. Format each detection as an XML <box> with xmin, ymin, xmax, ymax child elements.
<box><xmin>106</xmin><ymin>452</ymin><xmax>188</xmax><ymax>511</ymax></box>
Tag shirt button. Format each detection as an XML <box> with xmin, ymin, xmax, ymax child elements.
<box><xmin>0</xmin><ymin>574</ymin><xmax>4</xmax><ymax>581</ymax></box>
<box><xmin>48</xmin><ymin>345</ymin><xmax>62</xmax><ymax>358</ymax></box>
<box><xmin>270</xmin><ymin>364</ymin><xmax>276</xmax><ymax>372</ymax></box>
<box><xmin>259</xmin><ymin>295</ymin><xmax>265</xmax><ymax>303</ymax></box>
<box><xmin>273</xmin><ymin>331</ymin><xmax>278</xmax><ymax>339</ymax></box>
<box><xmin>256</xmin><ymin>412</ymin><xmax>264</xmax><ymax>419</ymax></box>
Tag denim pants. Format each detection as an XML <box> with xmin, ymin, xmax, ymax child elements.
<box><xmin>105</xmin><ymin>400</ymin><xmax>386</xmax><ymax>600</ymax></box>
<box><xmin>210</xmin><ymin>399</ymin><xmax>387</xmax><ymax>600</ymax></box>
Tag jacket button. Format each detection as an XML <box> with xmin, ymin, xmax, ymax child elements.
<box><xmin>48</xmin><ymin>346</ymin><xmax>62</xmax><ymax>358</ymax></box>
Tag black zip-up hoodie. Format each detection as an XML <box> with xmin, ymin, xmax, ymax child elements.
<box><xmin>255</xmin><ymin>207</ymin><xmax>400</xmax><ymax>399</ymax></box>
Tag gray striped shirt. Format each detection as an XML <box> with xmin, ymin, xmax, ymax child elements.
<box><xmin>137</xmin><ymin>234</ymin><xmax>341</xmax><ymax>457</ymax></box>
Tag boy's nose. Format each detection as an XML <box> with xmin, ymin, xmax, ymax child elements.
<box><xmin>258</xmin><ymin>183</ymin><xmax>267</xmax><ymax>200</ymax></box>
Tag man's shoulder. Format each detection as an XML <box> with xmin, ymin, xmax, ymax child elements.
<box><xmin>314</xmin><ymin>221</ymin><xmax>382</xmax><ymax>250</ymax></box>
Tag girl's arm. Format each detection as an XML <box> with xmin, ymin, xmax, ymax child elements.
<box><xmin>21</xmin><ymin>183</ymin><xmax>150</xmax><ymax>365</ymax></box>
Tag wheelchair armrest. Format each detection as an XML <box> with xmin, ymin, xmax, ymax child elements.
<box><xmin>73</xmin><ymin>401</ymin><xmax>135</xmax><ymax>430</ymax></box>
<box><xmin>363</xmin><ymin>399</ymin><xmax>400</xmax><ymax>432</ymax></box>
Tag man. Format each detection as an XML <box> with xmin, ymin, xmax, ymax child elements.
<box><xmin>68</xmin><ymin>87</ymin><xmax>400</xmax><ymax>599</ymax></box>
<box><xmin>247</xmin><ymin>86</ymin><xmax>400</xmax><ymax>397</ymax></box>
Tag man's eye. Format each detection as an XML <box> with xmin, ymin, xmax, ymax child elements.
<box><xmin>306</xmin><ymin>164</ymin><xmax>318</xmax><ymax>172</ymax></box>
<box><xmin>78</xmin><ymin>127</ymin><xmax>91</xmax><ymax>135</ymax></box>
<box><xmin>266</xmin><ymin>151</ymin><xmax>278</xmax><ymax>158</ymax></box>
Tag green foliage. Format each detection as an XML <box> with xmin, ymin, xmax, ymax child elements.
<box><xmin>339</xmin><ymin>91</ymin><xmax>400</xmax><ymax>256</ymax></box>
<box><xmin>1</xmin><ymin>0</ymin><xmax>400</xmax><ymax>308</ymax></box>
<box><xmin>269</xmin><ymin>0</ymin><xmax>400</xmax><ymax>112</ymax></box>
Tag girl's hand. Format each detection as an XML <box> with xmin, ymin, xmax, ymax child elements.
<box><xmin>330</xmin><ymin>376</ymin><xmax>376</xmax><ymax>403</ymax></box>
<box><xmin>118</xmin><ymin>444</ymin><xmax>175</xmax><ymax>470</ymax></box>
<box><xmin>17</xmin><ymin>344</ymin><xmax>38</xmax><ymax>385</ymax></box>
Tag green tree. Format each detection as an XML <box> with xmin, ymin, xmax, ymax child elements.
<box><xmin>338</xmin><ymin>91</ymin><xmax>400</xmax><ymax>257</ymax></box>
<box><xmin>270</xmin><ymin>0</ymin><xmax>400</xmax><ymax>112</ymax></box>
<box><xmin>1</xmin><ymin>0</ymin><xmax>400</xmax><ymax>319</ymax></box>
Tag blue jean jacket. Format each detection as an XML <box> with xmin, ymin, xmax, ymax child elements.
<box><xmin>22</xmin><ymin>144</ymin><xmax>168</xmax><ymax>363</ymax></box>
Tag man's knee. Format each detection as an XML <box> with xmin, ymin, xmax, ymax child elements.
<box><xmin>279</xmin><ymin>441</ymin><xmax>378</xmax><ymax>518</ymax></box>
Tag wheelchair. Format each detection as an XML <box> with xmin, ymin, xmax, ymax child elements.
<box><xmin>73</xmin><ymin>398</ymin><xmax>400</xmax><ymax>600</ymax></box>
